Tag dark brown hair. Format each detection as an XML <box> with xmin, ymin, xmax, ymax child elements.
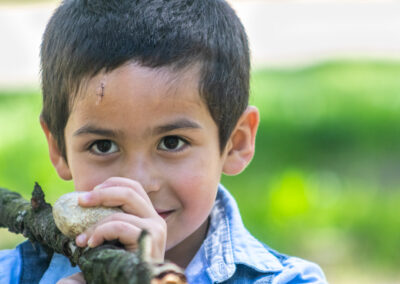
<box><xmin>41</xmin><ymin>0</ymin><xmax>250</xmax><ymax>158</ymax></box>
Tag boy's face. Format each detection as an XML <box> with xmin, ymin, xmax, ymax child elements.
<box><xmin>60</xmin><ymin>63</ymin><xmax>228</xmax><ymax>251</ymax></box>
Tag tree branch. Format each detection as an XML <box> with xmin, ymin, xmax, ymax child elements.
<box><xmin>0</xmin><ymin>184</ymin><xmax>187</xmax><ymax>284</ymax></box>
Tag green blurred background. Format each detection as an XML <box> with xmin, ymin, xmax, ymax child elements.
<box><xmin>1</xmin><ymin>1</ymin><xmax>400</xmax><ymax>283</ymax></box>
<box><xmin>1</xmin><ymin>61</ymin><xmax>400</xmax><ymax>283</ymax></box>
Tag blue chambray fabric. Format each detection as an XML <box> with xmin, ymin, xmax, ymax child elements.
<box><xmin>0</xmin><ymin>184</ymin><xmax>328</xmax><ymax>284</ymax></box>
<box><xmin>185</xmin><ymin>185</ymin><xmax>328</xmax><ymax>284</ymax></box>
<box><xmin>39</xmin><ymin>253</ymin><xmax>80</xmax><ymax>283</ymax></box>
<box><xmin>0</xmin><ymin>248</ymin><xmax>22</xmax><ymax>284</ymax></box>
<box><xmin>0</xmin><ymin>240</ymin><xmax>79</xmax><ymax>284</ymax></box>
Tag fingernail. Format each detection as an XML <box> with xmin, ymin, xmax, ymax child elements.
<box><xmin>76</xmin><ymin>234</ymin><xmax>86</xmax><ymax>246</ymax></box>
<box><xmin>79</xmin><ymin>192</ymin><xmax>91</xmax><ymax>204</ymax></box>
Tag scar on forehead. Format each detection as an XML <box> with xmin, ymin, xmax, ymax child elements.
<box><xmin>96</xmin><ymin>81</ymin><xmax>106</xmax><ymax>105</ymax></box>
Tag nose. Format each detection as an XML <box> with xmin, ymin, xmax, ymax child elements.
<box><xmin>121</xmin><ymin>155</ymin><xmax>161</xmax><ymax>194</ymax></box>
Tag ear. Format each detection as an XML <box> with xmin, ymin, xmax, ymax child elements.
<box><xmin>222</xmin><ymin>106</ymin><xmax>260</xmax><ymax>175</ymax></box>
<box><xmin>40</xmin><ymin>117</ymin><xmax>72</xmax><ymax>180</ymax></box>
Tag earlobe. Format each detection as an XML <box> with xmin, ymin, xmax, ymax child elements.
<box><xmin>222</xmin><ymin>106</ymin><xmax>259</xmax><ymax>175</ymax></box>
<box><xmin>40</xmin><ymin>117</ymin><xmax>72</xmax><ymax>180</ymax></box>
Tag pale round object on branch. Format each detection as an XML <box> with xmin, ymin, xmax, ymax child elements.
<box><xmin>53</xmin><ymin>192</ymin><xmax>122</xmax><ymax>238</ymax></box>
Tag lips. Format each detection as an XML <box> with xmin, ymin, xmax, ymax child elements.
<box><xmin>156</xmin><ymin>209</ymin><xmax>174</xmax><ymax>219</ymax></box>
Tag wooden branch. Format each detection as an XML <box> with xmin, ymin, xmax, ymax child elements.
<box><xmin>0</xmin><ymin>184</ymin><xmax>187</xmax><ymax>284</ymax></box>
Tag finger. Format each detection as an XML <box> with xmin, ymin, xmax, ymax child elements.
<box><xmin>75</xmin><ymin>233</ymin><xmax>88</xmax><ymax>247</ymax></box>
<box><xmin>76</xmin><ymin>212</ymin><xmax>165</xmax><ymax>247</ymax></box>
<box><xmin>87</xmin><ymin>221</ymin><xmax>142</xmax><ymax>251</ymax></box>
<box><xmin>89</xmin><ymin>215</ymin><xmax>166</xmax><ymax>258</ymax></box>
<box><xmin>75</xmin><ymin>213</ymin><xmax>138</xmax><ymax>247</ymax></box>
<box><xmin>79</xmin><ymin>186</ymin><xmax>155</xmax><ymax>217</ymax></box>
<box><xmin>57</xmin><ymin>272</ymin><xmax>85</xmax><ymax>284</ymax></box>
<box><xmin>94</xmin><ymin>177</ymin><xmax>151</xmax><ymax>203</ymax></box>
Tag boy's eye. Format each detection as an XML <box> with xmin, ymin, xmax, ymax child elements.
<box><xmin>158</xmin><ymin>136</ymin><xmax>187</xmax><ymax>152</ymax></box>
<box><xmin>90</xmin><ymin>140</ymin><xmax>119</xmax><ymax>155</ymax></box>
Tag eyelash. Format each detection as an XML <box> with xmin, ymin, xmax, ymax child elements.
<box><xmin>158</xmin><ymin>136</ymin><xmax>190</xmax><ymax>152</ymax></box>
<box><xmin>87</xmin><ymin>136</ymin><xmax>189</xmax><ymax>156</ymax></box>
<box><xmin>88</xmin><ymin>140</ymin><xmax>119</xmax><ymax>156</ymax></box>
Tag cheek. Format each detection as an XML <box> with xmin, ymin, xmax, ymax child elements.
<box><xmin>72</xmin><ymin>171</ymin><xmax>105</xmax><ymax>192</ymax></box>
<box><xmin>69</xmin><ymin>161</ymin><xmax>113</xmax><ymax>192</ymax></box>
<box><xmin>168</xmin><ymin>159</ymin><xmax>220</xmax><ymax>212</ymax></box>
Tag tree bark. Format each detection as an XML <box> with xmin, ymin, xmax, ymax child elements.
<box><xmin>0</xmin><ymin>183</ymin><xmax>187</xmax><ymax>284</ymax></box>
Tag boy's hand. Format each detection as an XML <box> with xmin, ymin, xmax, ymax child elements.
<box><xmin>74</xmin><ymin>177</ymin><xmax>167</xmax><ymax>262</ymax></box>
<box><xmin>57</xmin><ymin>272</ymin><xmax>85</xmax><ymax>284</ymax></box>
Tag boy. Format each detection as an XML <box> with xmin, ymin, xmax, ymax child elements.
<box><xmin>0</xmin><ymin>0</ymin><xmax>327</xmax><ymax>283</ymax></box>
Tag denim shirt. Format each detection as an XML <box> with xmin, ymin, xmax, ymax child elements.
<box><xmin>185</xmin><ymin>185</ymin><xmax>327</xmax><ymax>283</ymax></box>
<box><xmin>0</xmin><ymin>185</ymin><xmax>327</xmax><ymax>283</ymax></box>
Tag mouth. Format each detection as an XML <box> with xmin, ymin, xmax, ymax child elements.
<box><xmin>156</xmin><ymin>209</ymin><xmax>174</xmax><ymax>219</ymax></box>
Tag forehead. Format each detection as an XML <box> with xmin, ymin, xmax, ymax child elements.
<box><xmin>76</xmin><ymin>62</ymin><xmax>202</xmax><ymax>102</ymax></box>
<box><xmin>68</xmin><ymin>63</ymin><xmax>210</xmax><ymax>129</ymax></box>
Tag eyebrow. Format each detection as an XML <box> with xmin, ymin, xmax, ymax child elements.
<box><xmin>73</xmin><ymin>125</ymin><xmax>121</xmax><ymax>137</ymax></box>
<box><xmin>153</xmin><ymin>119</ymin><xmax>202</xmax><ymax>135</ymax></box>
<box><xmin>73</xmin><ymin>119</ymin><xmax>201</xmax><ymax>138</ymax></box>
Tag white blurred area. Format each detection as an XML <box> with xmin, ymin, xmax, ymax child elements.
<box><xmin>0</xmin><ymin>0</ymin><xmax>399</xmax><ymax>88</ymax></box>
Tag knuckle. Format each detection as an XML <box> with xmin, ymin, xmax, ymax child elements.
<box><xmin>150</xmin><ymin>220</ymin><xmax>166</xmax><ymax>236</ymax></box>
<box><xmin>129</xmin><ymin>179</ymin><xmax>141</xmax><ymax>188</ymax></box>
<box><xmin>109</xmin><ymin>220</ymin><xmax>129</xmax><ymax>234</ymax></box>
<box><xmin>108</xmin><ymin>212</ymin><xmax>126</xmax><ymax>221</ymax></box>
<box><xmin>126</xmin><ymin>180</ymin><xmax>146</xmax><ymax>195</ymax></box>
<box><xmin>157</xmin><ymin>218</ymin><xmax>167</xmax><ymax>231</ymax></box>
<box><xmin>114</xmin><ymin>191</ymin><xmax>135</xmax><ymax>207</ymax></box>
<box><xmin>93</xmin><ymin>221</ymin><xmax>125</xmax><ymax>239</ymax></box>
<box><xmin>122</xmin><ymin>188</ymin><xmax>135</xmax><ymax>200</ymax></box>
<box><xmin>91</xmin><ymin>189</ymin><xmax>103</xmax><ymax>201</ymax></box>
<box><xmin>106</xmin><ymin>177</ymin><xmax>118</xmax><ymax>182</ymax></box>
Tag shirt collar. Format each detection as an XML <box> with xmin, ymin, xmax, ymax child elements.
<box><xmin>198</xmin><ymin>185</ymin><xmax>283</xmax><ymax>283</ymax></box>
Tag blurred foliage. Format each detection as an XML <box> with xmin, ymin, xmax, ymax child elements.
<box><xmin>222</xmin><ymin>61</ymin><xmax>400</xmax><ymax>272</ymax></box>
<box><xmin>1</xmin><ymin>61</ymin><xmax>400</xmax><ymax>279</ymax></box>
<box><xmin>0</xmin><ymin>89</ymin><xmax>74</xmax><ymax>202</ymax></box>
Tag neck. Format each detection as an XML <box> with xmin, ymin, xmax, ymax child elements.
<box><xmin>165</xmin><ymin>217</ymin><xmax>210</xmax><ymax>269</ymax></box>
